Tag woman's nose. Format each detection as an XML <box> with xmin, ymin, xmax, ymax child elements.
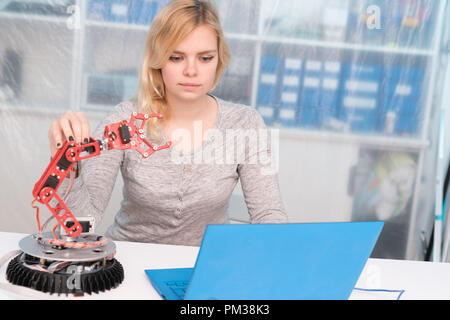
<box><xmin>183</xmin><ymin>58</ymin><xmax>198</xmax><ymax>77</ymax></box>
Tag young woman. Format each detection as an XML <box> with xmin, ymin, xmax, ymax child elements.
<box><xmin>48</xmin><ymin>0</ymin><xmax>288</xmax><ymax>246</ymax></box>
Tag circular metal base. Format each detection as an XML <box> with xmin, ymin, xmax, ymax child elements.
<box><xmin>19</xmin><ymin>233</ymin><xmax>116</xmax><ymax>262</ymax></box>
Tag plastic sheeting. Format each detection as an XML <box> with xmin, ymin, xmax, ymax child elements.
<box><xmin>0</xmin><ymin>0</ymin><xmax>448</xmax><ymax>260</ymax></box>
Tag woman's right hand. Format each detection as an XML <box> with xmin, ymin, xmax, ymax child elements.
<box><xmin>48</xmin><ymin>110</ymin><xmax>91</xmax><ymax>157</ymax></box>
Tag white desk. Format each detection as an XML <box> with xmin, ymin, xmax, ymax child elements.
<box><xmin>1</xmin><ymin>231</ymin><xmax>450</xmax><ymax>300</ymax></box>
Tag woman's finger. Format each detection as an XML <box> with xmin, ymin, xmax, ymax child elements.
<box><xmin>59</xmin><ymin>116</ymin><xmax>75</xmax><ymax>144</ymax></box>
<box><xmin>48</xmin><ymin>121</ymin><xmax>63</xmax><ymax>157</ymax></box>
<box><xmin>64</xmin><ymin>111</ymin><xmax>83</xmax><ymax>144</ymax></box>
<box><xmin>76</xmin><ymin>112</ymin><xmax>90</xmax><ymax>144</ymax></box>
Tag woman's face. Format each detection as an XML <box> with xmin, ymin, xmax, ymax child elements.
<box><xmin>161</xmin><ymin>24</ymin><xmax>219</xmax><ymax>103</ymax></box>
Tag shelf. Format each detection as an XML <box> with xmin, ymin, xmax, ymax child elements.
<box><xmin>0</xmin><ymin>10</ymin><xmax>433</xmax><ymax>57</ymax></box>
<box><xmin>277</xmin><ymin>127</ymin><xmax>430</xmax><ymax>151</ymax></box>
<box><xmin>85</xmin><ymin>19</ymin><xmax>150</xmax><ymax>32</ymax></box>
<box><xmin>0</xmin><ymin>102</ymin><xmax>111</xmax><ymax>120</ymax></box>
<box><xmin>225</xmin><ymin>33</ymin><xmax>434</xmax><ymax>56</ymax></box>
<box><xmin>0</xmin><ymin>11</ymin><xmax>69</xmax><ymax>24</ymax></box>
<box><xmin>89</xmin><ymin>22</ymin><xmax>434</xmax><ymax>56</ymax></box>
<box><xmin>81</xmin><ymin>19</ymin><xmax>434</xmax><ymax>57</ymax></box>
<box><xmin>0</xmin><ymin>102</ymin><xmax>67</xmax><ymax>116</ymax></box>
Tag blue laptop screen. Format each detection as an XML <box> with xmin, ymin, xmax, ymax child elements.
<box><xmin>145</xmin><ymin>222</ymin><xmax>383</xmax><ymax>300</ymax></box>
<box><xmin>184</xmin><ymin>222</ymin><xmax>383</xmax><ymax>300</ymax></box>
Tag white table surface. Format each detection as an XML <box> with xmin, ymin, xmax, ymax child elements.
<box><xmin>1</xmin><ymin>231</ymin><xmax>450</xmax><ymax>300</ymax></box>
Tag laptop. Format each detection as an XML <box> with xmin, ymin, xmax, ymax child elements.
<box><xmin>145</xmin><ymin>221</ymin><xmax>383</xmax><ymax>300</ymax></box>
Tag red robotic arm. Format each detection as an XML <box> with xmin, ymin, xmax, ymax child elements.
<box><xmin>32</xmin><ymin>112</ymin><xmax>171</xmax><ymax>238</ymax></box>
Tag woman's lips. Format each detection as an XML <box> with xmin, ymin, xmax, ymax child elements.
<box><xmin>179</xmin><ymin>83</ymin><xmax>201</xmax><ymax>90</ymax></box>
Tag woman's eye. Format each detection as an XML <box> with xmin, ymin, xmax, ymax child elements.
<box><xmin>201</xmin><ymin>56</ymin><xmax>214</xmax><ymax>62</ymax></box>
<box><xmin>169</xmin><ymin>56</ymin><xmax>182</xmax><ymax>62</ymax></box>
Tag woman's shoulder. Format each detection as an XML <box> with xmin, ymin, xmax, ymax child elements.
<box><xmin>113</xmin><ymin>99</ymin><xmax>139</xmax><ymax>114</ymax></box>
<box><xmin>216</xmin><ymin>97</ymin><xmax>266</xmax><ymax>129</ymax></box>
<box><xmin>103</xmin><ymin>99</ymin><xmax>139</xmax><ymax>123</ymax></box>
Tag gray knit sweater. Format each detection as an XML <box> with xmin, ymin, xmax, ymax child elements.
<box><xmin>63</xmin><ymin>97</ymin><xmax>288</xmax><ymax>246</ymax></box>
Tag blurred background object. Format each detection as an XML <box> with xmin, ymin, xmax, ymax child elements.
<box><xmin>0</xmin><ymin>0</ymin><xmax>449</xmax><ymax>261</ymax></box>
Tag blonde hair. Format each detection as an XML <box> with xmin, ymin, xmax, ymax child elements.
<box><xmin>137</xmin><ymin>0</ymin><xmax>231</xmax><ymax>142</ymax></box>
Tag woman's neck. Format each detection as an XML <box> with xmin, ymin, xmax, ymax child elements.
<box><xmin>162</xmin><ymin>94</ymin><xmax>218</xmax><ymax>154</ymax></box>
<box><xmin>166</xmin><ymin>94</ymin><xmax>212</xmax><ymax>123</ymax></box>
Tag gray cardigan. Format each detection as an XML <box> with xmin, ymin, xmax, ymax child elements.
<box><xmin>63</xmin><ymin>97</ymin><xmax>288</xmax><ymax>246</ymax></box>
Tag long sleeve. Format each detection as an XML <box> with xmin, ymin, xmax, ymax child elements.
<box><xmin>60</xmin><ymin>101</ymin><xmax>134</xmax><ymax>227</ymax></box>
<box><xmin>237</xmin><ymin>109</ymin><xmax>289</xmax><ymax>224</ymax></box>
